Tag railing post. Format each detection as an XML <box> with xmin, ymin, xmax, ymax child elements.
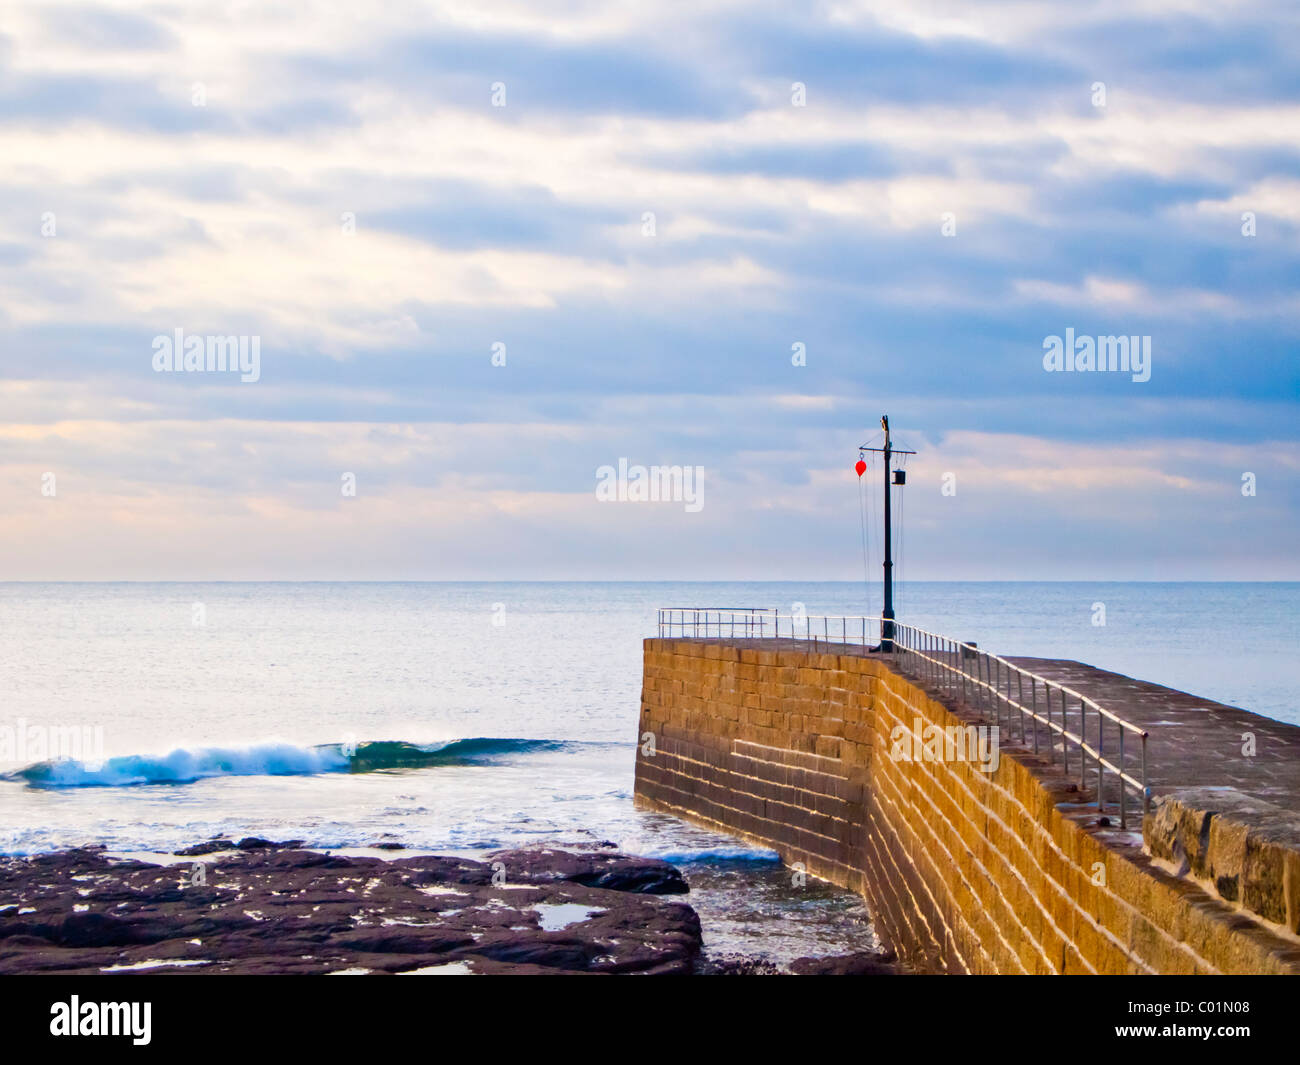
<box><xmin>1001</xmin><ymin>660</ymin><xmax>1009</xmax><ymax>736</ymax></box>
<box><xmin>982</xmin><ymin>652</ymin><xmax>993</xmax><ymax>723</ymax></box>
<box><xmin>1097</xmin><ymin>709</ymin><xmax>1105</xmax><ymax>817</ymax></box>
<box><xmin>999</xmin><ymin>659</ymin><xmax>1007</xmax><ymax>733</ymax></box>
<box><xmin>1015</xmin><ymin>670</ymin><xmax>1025</xmax><ymax>745</ymax></box>
<box><xmin>1030</xmin><ymin>676</ymin><xmax>1040</xmax><ymax>756</ymax></box>
<box><xmin>1119</xmin><ymin>728</ymin><xmax>1127</xmax><ymax>830</ymax></box>
<box><xmin>1079</xmin><ymin>696</ymin><xmax>1087</xmax><ymax>790</ymax></box>
<box><xmin>1013</xmin><ymin>668</ymin><xmax>1023</xmax><ymax>744</ymax></box>
<box><xmin>982</xmin><ymin>652</ymin><xmax>993</xmax><ymax>728</ymax></box>
<box><xmin>1044</xmin><ymin>680</ymin><xmax>1054</xmax><ymax>763</ymax></box>
<box><xmin>1061</xmin><ymin>688</ymin><xmax>1069</xmax><ymax>774</ymax></box>
<box><xmin>1002</xmin><ymin>661</ymin><xmax>1009</xmax><ymax>733</ymax></box>
<box><xmin>1142</xmin><ymin>737</ymin><xmax>1150</xmax><ymax>817</ymax></box>
<box><xmin>1004</xmin><ymin>663</ymin><xmax>1012</xmax><ymax>737</ymax></box>
<box><xmin>980</xmin><ymin>654</ymin><xmax>990</xmax><ymax>721</ymax></box>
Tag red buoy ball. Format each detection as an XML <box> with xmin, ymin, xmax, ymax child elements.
<box><xmin>854</xmin><ymin>459</ymin><xmax>867</xmax><ymax>477</ymax></box>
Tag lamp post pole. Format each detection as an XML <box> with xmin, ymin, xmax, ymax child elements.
<box><xmin>881</xmin><ymin>415</ymin><xmax>895</xmax><ymax>651</ymax></box>
<box><xmin>860</xmin><ymin>414</ymin><xmax>914</xmax><ymax>654</ymax></box>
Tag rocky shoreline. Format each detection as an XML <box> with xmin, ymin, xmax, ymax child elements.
<box><xmin>0</xmin><ymin>840</ymin><xmax>898</xmax><ymax>975</ymax></box>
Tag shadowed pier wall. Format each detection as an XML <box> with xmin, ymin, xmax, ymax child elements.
<box><xmin>633</xmin><ymin>638</ymin><xmax>1300</xmax><ymax>975</ymax></box>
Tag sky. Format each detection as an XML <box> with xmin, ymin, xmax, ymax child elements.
<box><xmin>1</xmin><ymin>0</ymin><xmax>1297</xmax><ymax>581</ymax></box>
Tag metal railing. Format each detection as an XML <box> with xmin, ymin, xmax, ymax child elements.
<box><xmin>655</xmin><ymin>607</ymin><xmax>1150</xmax><ymax>829</ymax></box>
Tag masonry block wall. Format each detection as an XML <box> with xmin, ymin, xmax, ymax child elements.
<box><xmin>634</xmin><ymin>638</ymin><xmax>1300</xmax><ymax>974</ymax></box>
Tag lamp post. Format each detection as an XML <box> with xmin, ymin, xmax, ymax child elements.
<box><xmin>859</xmin><ymin>414</ymin><xmax>914</xmax><ymax>653</ymax></box>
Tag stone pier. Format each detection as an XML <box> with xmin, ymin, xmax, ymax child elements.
<box><xmin>633</xmin><ymin>637</ymin><xmax>1300</xmax><ymax>974</ymax></box>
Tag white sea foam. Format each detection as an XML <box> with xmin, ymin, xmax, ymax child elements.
<box><xmin>100</xmin><ymin>959</ymin><xmax>212</xmax><ymax>972</ymax></box>
<box><xmin>8</xmin><ymin>736</ymin><xmax>567</xmax><ymax>789</ymax></box>
<box><xmin>532</xmin><ymin>902</ymin><xmax>605</xmax><ymax>931</ymax></box>
<box><xmin>15</xmin><ymin>742</ymin><xmax>350</xmax><ymax>788</ymax></box>
<box><xmin>399</xmin><ymin>961</ymin><xmax>475</xmax><ymax>975</ymax></box>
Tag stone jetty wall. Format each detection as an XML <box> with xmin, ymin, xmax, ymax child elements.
<box><xmin>633</xmin><ymin>638</ymin><xmax>1300</xmax><ymax>974</ymax></box>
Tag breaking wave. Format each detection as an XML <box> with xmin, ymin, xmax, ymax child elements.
<box><xmin>6</xmin><ymin>737</ymin><xmax>573</xmax><ymax>789</ymax></box>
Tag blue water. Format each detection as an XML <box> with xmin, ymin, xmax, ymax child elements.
<box><xmin>1</xmin><ymin>581</ymin><xmax>1293</xmax><ymax>963</ymax></box>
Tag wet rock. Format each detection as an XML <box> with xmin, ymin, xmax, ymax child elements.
<box><xmin>0</xmin><ymin>845</ymin><xmax>702</xmax><ymax>975</ymax></box>
<box><xmin>174</xmin><ymin>840</ymin><xmax>236</xmax><ymax>856</ymax></box>
<box><xmin>698</xmin><ymin>953</ymin><xmax>785</xmax><ymax>975</ymax></box>
<box><xmin>789</xmin><ymin>949</ymin><xmax>899</xmax><ymax>975</ymax></box>
<box><xmin>486</xmin><ymin>845</ymin><xmax>689</xmax><ymax>895</ymax></box>
<box><xmin>338</xmin><ymin>931</ymin><xmax>476</xmax><ymax>955</ymax></box>
<box><xmin>234</xmin><ymin>837</ymin><xmax>304</xmax><ymax>851</ymax></box>
<box><xmin>701</xmin><ymin>949</ymin><xmax>900</xmax><ymax>975</ymax></box>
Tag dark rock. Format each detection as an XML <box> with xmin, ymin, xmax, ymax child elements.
<box><xmin>174</xmin><ymin>840</ymin><xmax>236</xmax><ymax>856</ymax></box>
<box><xmin>48</xmin><ymin>912</ymin><xmax>170</xmax><ymax>949</ymax></box>
<box><xmin>339</xmin><ymin>931</ymin><xmax>476</xmax><ymax>954</ymax></box>
<box><xmin>789</xmin><ymin>950</ymin><xmax>899</xmax><ymax>975</ymax></box>
<box><xmin>485</xmin><ymin>845</ymin><xmax>689</xmax><ymax>894</ymax></box>
<box><xmin>699</xmin><ymin>954</ymin><xmax>785</xmax><ymax>975</ymax></box>
<box><xmin>471</xmin><ymin>937</ymin><xmax>597</xmax><ymax>969</ymax></box>
<box><xmin>0</xmin><ymin>843</ymin><xmax>703</xmax><ymax>975</ymax></box>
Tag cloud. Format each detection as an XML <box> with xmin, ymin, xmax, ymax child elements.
<box><xmin>0</xmin><ymin>0</ymin><xmax>1295</xmax><ymax>578</ymax></box>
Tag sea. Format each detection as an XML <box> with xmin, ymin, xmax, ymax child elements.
<box><xmin>2</xmin><ymin>581</ymin><xmax>1296</xmax><ymax>967</ymax></box>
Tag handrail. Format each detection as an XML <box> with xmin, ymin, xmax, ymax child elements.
<box><xmin>657</xmin><ymin>606</ymin><xmax>774</xmax><ymax>611</ymax></box>
<box><xmin>655</xmin><ymin>607</ymin><xmax>1150</xmax><ymax>830</ymax></box>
